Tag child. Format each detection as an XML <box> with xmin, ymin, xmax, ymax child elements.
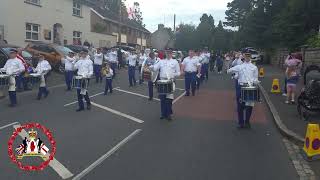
<box><xmin>103</xmin><ymin>63</ymin><xmax>113</xmax><ymax>95</ymax></box>
<box><xmin>35</xmin><ymin>55</ymin><xmax>51</xmax><ymax>100</ymax></box>
<box><xmin>285</xmin><ymin>58</ymin><xmax>302</xmax><ymax>104</ymax></box>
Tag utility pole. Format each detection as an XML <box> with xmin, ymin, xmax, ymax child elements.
<box><xmin>118</xmin><ymin>0</ymin><xmax>122</xmax><ymax>45</ymax></box>
<box><xmin>173</xmin><ymin>14</ymin><xmax>176</xmax><ymax>32</ymax></box>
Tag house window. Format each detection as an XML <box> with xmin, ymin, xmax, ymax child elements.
<box><xmin>26</xmin><ymin>23</ymin><xmax>40</xmax><ymax>41</ymax></box>
<box><xmin>73</xmin><ymin>0</ymin><xmax>82</xmax><ymax>17</ymax></box>
<box><xmin>25</xmin><ymin>0</ymin><xmax>41</xmax><ymax>6</ymax></box>
<box><xmin>73</xmin><ymin>31</ymin><xmax>82</xmax><ymax>45</ymax></box>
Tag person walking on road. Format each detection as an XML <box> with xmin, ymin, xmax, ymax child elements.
<box><xmin>63</xmin><ymin>52</ymin><xmax>76</xmax><ymax>91</ymax></box>
<box><xmin>127</xmin><ymin>52</ymin><xmax>138</xmax><ymax>87</ymax></box>
<box><xmin>142</xmin><ymin>52</ymin><xmax>157</xmax><ymax>100</ymax></box>
<box><xmin>34</xmin><ymin>55</ymin><xmax>51</xmax><ymax>100</ymax></box>
<box><xmin>216</xmin><ymin>54</ymin><xmax>224</xmax><ymax>74</ymax></box>
<box><xmin>227</xmin><ymin>51</ymin><xmax>259</xmax><ymax>129</ymax></box>
<box><xmin>106</xmin><ymin>48</ymin><xmax>118</xmax><ymax>79</ymax></box>
<box><xmin>103</xmin><ymin>63</ymin><xmax>113</xmax><ymax>96</ymax></box>
<box><xmin>93</xmin><ymin>48</ymin><xmax>103</xmax><ymax>83</ymax></box>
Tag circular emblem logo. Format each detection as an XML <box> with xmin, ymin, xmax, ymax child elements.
<box><xmin>8</xmin><ymin>123</ymin><xmax>56</xmax><ymax>171</ymax></box>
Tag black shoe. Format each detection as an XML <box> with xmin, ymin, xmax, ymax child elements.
<box><xmin>104</xmin><ymin>93</ymin><xmax>107</xmax><ymax>96</ymax></box>
<box><xmin>66</xmin><ymin>89</ymin><xmax>71</xmax><ymax>91</ymax></box>
<box><xmin>237</xmin><ymin>124</ymin><xmax>244</xmax><ymax>129</ymax></box>
<box><xmin>76</xmin><ymin>108</ymin><xmax>84</xmax><ymax>112</ymax></box>
<box><xmin>185</xmin><ymin>94</ymin><xmax>190</xmax><ymax>97</ymax></box>
<box><xmin>160</xmin><ymin>116</ymin><xmax>165</xmax><ymax>119</ymax></box>
<box><xmin>45</xmin><ymin>91</ymin><xmax>49</xmax><ymax>98</ymax></box>
<box><xmin>110</xmin><ymin>91</ymin><xmax>113</xmax><ymax>94</ymax></box>
<box><xmin>244</xmin><ymin>123</ymin><xmax>251</xmax><ymax>129</ymax></box>
<box><xmin>148</xmin><ymin>97</ymin><xmax>153</xmax><ymax>101</ymax></box>
<box><xmin>87</xmin><ymin>105</ymin><xmax>91</xmax><ymax>110</ymax></box>
<box><xmin>166</xmin><ymin>116</ymin><xmax>172</xmax><ymax>121</ymax></box>
<box><xmin>8</xmin><ymin>104</ymin><xmax>16</xmax><ymax>107</ymax></box>
<box><xmin>192</xmin><ymin>93</ymin><xmax>195</xmax><ymax>96</ymax></box>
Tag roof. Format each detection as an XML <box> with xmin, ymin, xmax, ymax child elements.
<box><xmin>91</xmin><ymin>7</ymin><xmax>150</xmax><ymax>34</ymax></box>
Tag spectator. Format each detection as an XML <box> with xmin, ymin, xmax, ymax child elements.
<box><xmin>285</xmin><ymin>57</ymin><xmax>302</xmax><ymax>104</ymax></box>
<box><xmin>216</xmin><ymin>54</ymin><xmax>224</xmax><ymax>74</ymax></box>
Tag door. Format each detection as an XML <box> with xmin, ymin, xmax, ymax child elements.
<box><xmin>53</xmin><ymin>23</ymin><xmax>63</xmax><ymax>45</ymax></box>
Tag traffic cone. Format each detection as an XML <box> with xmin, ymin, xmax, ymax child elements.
<box><xmin>270</xmin><ymin>79</ymin><xmax>281</xmax><ymax>93</ymax></box>
<box><xmin>259</xmin><ymin>68</ymin><xmax>265</xmax><ymax>78</ymax></box>
<box><xmin>302</xmin><ymin>124</ymin><xmax>320</xmax><ymax>161</ymax></box>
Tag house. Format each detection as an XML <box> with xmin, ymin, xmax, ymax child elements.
<box><xmin>151</xmin><ymin>24</ymin><xmax>174</xmax><ymax>50</ymax></box>
<box><xmin>0</xmin><ymin>0</ymin><xmax>150</xmax><ymax>49</ymax></box>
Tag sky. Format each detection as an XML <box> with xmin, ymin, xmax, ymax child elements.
<box><xmin>125</xmin><ymin>0</ymin><xmax>232</xmax><ymax>32</ymax></box>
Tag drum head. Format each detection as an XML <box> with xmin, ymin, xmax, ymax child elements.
<box><xmin>0</xmin><ymin>74</ymin><xmax>9</xmax><ymax>78</ymax></box>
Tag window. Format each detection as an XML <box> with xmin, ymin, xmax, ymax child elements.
<box><xmin>73</xmin><ymin>31</ymin><xmax>82</xmax><ymax>45</ymax></box>
<box><xmin>25</xmin><ymin>0</ymin><xmax>40</xmax><ymax>6</ymax></box>
<box><xmin>73</xmin><ymin>0</ymin><xmax>82</xmax><ymax>17</ymax></box>
<box><xmin>26</xmin><ymin>23</ymin><xmax>40</xmax><ymax>41</ymax></box>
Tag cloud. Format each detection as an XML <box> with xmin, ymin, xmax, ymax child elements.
<box><xmin>125</xmin><ymin>0</ymin><xmax>231</xmax><ymax>32</ymax></box>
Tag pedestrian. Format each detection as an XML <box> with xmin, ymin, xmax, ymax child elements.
<box><xmin>0</xmin><ymin>49</ymin><xmax>25</xmax><ymax>107</ymax></box>
<box><xmin>216</xmin><ymin>54</ymin><xmax>223</xmax><ymax>74</ymax></box>
<box><xmin>127</xmin><ymin>52</ymin><xmax>137</xmax><ymax>87</ymax></box>
<box><xmin>224</xmin><ymin>53</ymin><xmax>232</xmax><ymax>72</ymax></box>
<box><xmin>227</xmin><ymin>51</ymin><xmax>259</xmax><ymax>129</ymax></box>
<box><xmin>150</xmin><ymin>50</ymin><xmax>180</xmax><ymax>120</ymax></box>
<box><xmin>93</xmin><ymin>48</ymin><xmax>103</xmax><ymax>83</ymax></box>
<box><xmin>103</xmin><ymin>63</ymin><xmax>113</xmax><ymax>95</ymax></box>
<box><xmin>285</xmin><ymin>57</ymin><xmax>302</xmax><ymax>104</ymax></box>
<box><xmin>201</xmin><ymin>48</ymin><xmax>210</xmax><ymax>81</ymax></box>
<box><xmin>63</xmin><ymin>52</ymin><xmax>76</xmax><ymax>91</ymax></box>
<box><xmin>209</xmin><ymin>51</ymin><xmax>215</xmax><ymax>72</ymax></box>
<box><xmin>181</xmin><ymin>49</ymin><xmax>201</xmax><ymax>96</ymax></box>
<box><xmin>74</xmin><ymin>50</ymin><xmax>93</xmax><ymax>112</ymax></box>
<box><xmin>34</xmin><ymin>55</ymin><xmax>51</xmax><ymax>100</ymax></box>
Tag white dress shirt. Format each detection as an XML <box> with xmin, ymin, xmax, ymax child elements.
<box><xmin>105</xmin><ymin>68</ymin><xmax>114</xmax><ymax>79</ymax></box>
<box><xmin>93</xmin><ymin>53</ymin><xmax>103</xmax><ymax>65</ymax></box>
<box><xmin>128</xmin><ymin>55</ymin><xmax>137</xmax><ymax>66</ymax></box>
<box><xmin>35</xmin><ymin>60</ymin><xmax>51</xmax><ymax>74</ymax></box>
<box><xmin>139</xmin><ymin>54</ymin><xmax>147</xmax><ymax>66</ymax></box>
<box><xmin>151</xmin><ymin>58</ymin><xmax>181</xmax><ymax>80</ymax></box>
<box><xmin>182</xmin><ymin>56</ymin><xmax>201</xmax><ymax>72</ymax></box>
<box><xmin>1</xmin><ymin>58</ymin><xmax>25</xmax><ymax>75</ymax></box>
<box><xmin>227</xmin><ymin>61</ymin><xmax>258</xmax><ymax>85</ymax></box>
<box><xmin>74</xmin><ymin>58</ymin><xmax>93</xmax><ymax>78</ymax></box>
<box><xmin>64</xmin><ymin>56</ymin><xmax>76</xmax><ymax>71</ymax></box>
<box><xmin>232</xmin><ymin>58</ymin><xmax>243</xmax><ymax>67</ymax></box>
<box><xmin>201</xmin><ymin>53</ymin><xmax>210</xmax><ymax>64</ymax></box>
<box><xmin>107</xmin><ymin>51</ymin><xmax>118</xmax><ymax>63</ymax></box>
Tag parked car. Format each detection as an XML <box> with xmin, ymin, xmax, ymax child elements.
<box><xmin>0</xmin><ymin>43</ymin><xmax>34</xmax><ymax>68</ymax></box>
<box><xmin>65</xmin><ymin>45</ymin><xmax>88</xmax><ymax>53</ymax></box>
<box><xmin>25</xmin><ymin>42</ymin><xmax>74</xmax><ymax>73</ymax></box>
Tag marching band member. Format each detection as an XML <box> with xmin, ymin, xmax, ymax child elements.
<box><xmin>106</xmin><ymin>48</ymin><xmax>118</xmax><ymax>78</ymax></box>
<box><xmin>195</xmin><ymin>50</ymin><xmax>202</xmax><ymax>90</ymax></box>
<box><xmin>227</xmin><ymin>51</ymin><xmax>258</xmax><ymax>129</ymax></box>
<box><xmin>150</xmin><ymin>50</ymin><xmax>181</xmax><ymax>120</ymax></box>
<box><xmin>93</xmin><ymin>48</ymin><xmax>103</xmax><ymax>83</ymax></box>
<box><xmin>63</xmin><ymin>52</ymin><xmax>76</xmax><ymax>91</ymax></box>
<box><xmin>201</xmin><ymin>48</ymin><xmax>210</xmax><ymax>81</ymax></box>
<box><xmin>127</xmin><ymin>52</ymin><xmax>138</xmax><ymax>87</ymax></box>
<box><xmin>0</xmin><ymin>49</ymin><xmax>25</xmax><ymax>107</ymax></box>
<box><xmin>74</xmin><ymin>50</ymin><xmax>93</xmax><ymax>112</ymax></box>
<box><xmin>181</xmin><ymin>49</ymin><xmax>201</xmax><ymax>96</ymax></box>
<box><xmin>231</xmin><ymin>53</ymin><xmax>244</xmax><ymax>101</ymax></box>
<box><xmin>138</xmin><ymin>50</ymin><xmax>147</xmax><ymax>85</ymax></box>
<box><xmin>35</xmin><ymin>55</ymin><xmax>51</xmax><ymax>100</ymax></box>
<box><xmin>143</xmin><ymin>52</ymin><xmax>158</xmax><ymax>100</ymax></box>
<box><xmin>103</xmin><ymin>63</ymin><xmax>114</xmax><ymax>95</ymax></box>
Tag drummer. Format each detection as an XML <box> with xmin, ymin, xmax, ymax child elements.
<box><xmin>34</xmin><ymin>54</ymin><xmax>52</xmax><ymax>100</ymax></box>
<box><xmin>74</xmin><ymin>50</ymin><xmax>93</xmax><ymax>112</ymax></box>
<box><xmin>0</xmin><ymin>49</ymin><xmax>25</xmax><ymax>107</ymax></box>
<box><xmin>150</xmin><ymin>50</ymin><xmax>181</xmax><ymax>120</ymax></box>
<box><xmin>143</xmin><ymin>52</ymin><xmax>158</xmax><ymax>100</ymax></box>
<box><xmin>227</xmin><ymin>51</ymin><xmax>258</xmax><ymax>129</ymax></box>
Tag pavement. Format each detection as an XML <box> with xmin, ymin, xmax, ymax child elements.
<box><xmin>0</xmin><ymin>67</ymin><xmax>305</xmax><ymax>180</ymax></box>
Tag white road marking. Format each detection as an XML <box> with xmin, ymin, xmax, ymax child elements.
<box><xmin>175</xmin><ymin>79</ymin><xmax>185</xmax><ymax>81</ymax></box>
<box><xmin>64</xmin><ymin>87</ymin><xmax>120</xmax><ymax>107</ymax></box>
<box><xmin>114</xmin><ymin>88</ymin><xmax>160</xmax><ymax>101</ymax></box>
<box><xmin>91</xmin><ymin>102</ymin><xmax>144</xmax><ymax>124</ymax></box>
<box><xmin>0</xmin><ymin>122</ymin><xmax>18</xmax><ymax>130</ymax></box>
<box><xmin>173</xmin><ymin>92</ymin><xmax>186</xmax><ymax>104</ymax></box>
<box><xmin>13</xmin><ymin>124</ymin><xmax>74</xmax><ymax>179</ymax></box>
<box><xmin>72</xmin><ymin>129</ymin><xmax>142</xmax><ymax>180</ymax></box>
<box><xmin>175</xmin><ymin>87</ymin><xmax>185</xmax><ymax>91</ymax></box>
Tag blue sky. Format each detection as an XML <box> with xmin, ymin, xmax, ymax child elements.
<box><xmin>125</xmin><ymin>0</ymin><xmax>231</xmax><ymax>32</ymax></box>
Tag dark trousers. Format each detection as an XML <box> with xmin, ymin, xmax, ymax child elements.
<box><xmin>185</xmin><ymin>72</ymin><xmax>197</xmax><ymax>96</ymax></box>
<box><xmin>203</xmin><ymin>63</ymin><xmax>209</xmax><ymax>80</ymax></box>
<box><xmin>210</xmin><ymin>60</ymin><xmax>215</xmax><ymax>72</ymax></box>
<box><xmin>128</xmin><ymin>66</ymin><xmax>136</xmax><ymax>86</ymax></box>
<box><xmin>159</xmin><ymin>94</ymin><xmax>173</xmax><ymax>118</ymax></box>
<box><xmin>110</xmin><ymin>63</ymin><xmax>117</xmax><ymax>78</ymax></box>
<box><xmin>16</xmin><ymin>74</ymin><xmax>28</xmax><ymax>90</ymax></box>
<box><xmin>283</xmin><ymin>78</ymin><xmax>287</xmax><ymax>94</ymax></box>
<box><xmin>217</xmin><ymin>65</ymin><xmax>223</xmax><ymax>73</ymax></box>
<box><xmin>138</xmin><ymin>66</ymin><xmax>143</xmax><ymax>84</ymax></box>
<box><xmin>37</xmin><ymin>87</ymin><xmax>49</xmax><ymax>99</ymax></box>
<box><xmin>8</xmin><ymin>91</ymin><xmax>17</xmax><ymax>105</ymax></box>
<box><xmin>77</xmin><ymin>89</ymin><xmax>91</xmax><ymax>110</ymax></box>
<box><xmin>94</xmin><ymin>64</ymin><xmax>102</xmax><ymax>83</ymax></box>
<box><xmin>196</xmin><ymin>76</ymin><xmax>201</xmax><ymax>90</ymax></box>
<box><xmin>148</xmin><ymin>81</ymin><xmax>153</xmax><ymax>99</ymax></box>
<box><xmin>65</xmin><ymin>71</ymin><xmax>74</xmax><ymax>90</ymax></box>
<box><xmin>104</xmin><ymin>78</ymin><xmax>113</xmax><ymax>95</ymax></box>
<box><xmin>236</xmin><ymin>84</ymin><xmax>253</xmax><ymax>126</ymax></box>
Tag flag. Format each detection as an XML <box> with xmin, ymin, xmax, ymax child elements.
<box><xmin>16</xmin><ymin>144</ymin><xmax>25</xmax><ymax>155</ymax></box>
<box><xmin>40</xmin><ymin>144</ymin><xmax>49</xmax><ymax>156</ymax></box>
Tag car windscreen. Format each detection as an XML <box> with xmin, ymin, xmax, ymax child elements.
<box><xmin>2</xmin><ymin>48</ymin><xmax>14</xmax><ymax>55</ymax></box>
<box><xmin>22</xmin><ymin>51</ymin><xmax>32</xmax><ymax>58</ymax></box>
<box><xmin>56</xmin><ymin>46</ymin><xmax>74</xmax><ymax>56</ymax></box>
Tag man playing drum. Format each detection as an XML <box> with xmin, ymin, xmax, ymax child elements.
<box><xmin>142</xmin><ymin>52</ymin><xmax>158</xmax><ymax>100</ymax></box>
<box><xmin>74</xmin><ymin>50</ymin><xmax>93</xmax><ymax>112</ymax></box>
<box><xmin>34</xmin><ymin>55</ymin><xmax>51</xmax><ymax>100</ymax></box>
<box><xmin>150</xmin><ymin>50</ymin><xmax>181</xmax><ymax>121</ymax></box>
<box><xmin>227</xmin><ymin>50</ymin><xmax>258</xmax><ymax>129</ymax></box>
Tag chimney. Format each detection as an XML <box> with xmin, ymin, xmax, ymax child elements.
<box><xmin>158</xmin><ymin>24</ymin><xmax>164</xmax><ymax>30</ymax></box>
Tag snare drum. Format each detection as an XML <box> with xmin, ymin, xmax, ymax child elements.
<box><xmin>240</xmin><ymin>86</ymin><xmax>261</xmax><ymax>102</ymax></box>
<box><xmin>29</xmin><ymin>73</ymin><xmax>41</xmax><ymax>85</ymax></box>
<box><xmin>0</xmin><ymin>74</ymin><xmax>9</xmax><ymax>87</ymax></box>
<box><xmin>157</xmin><ymin>80</ymin><xmax>173</xmax><ymax>94</ymax></box>
<box><xmin>143</xmin><ymin>70</ymin><xmax>152</xmax><ymax>81</ymax></box>
<box><xmin>72</xmin><ymin>76</ymin><xmax>88</xmax><ymax>89</ymax></box>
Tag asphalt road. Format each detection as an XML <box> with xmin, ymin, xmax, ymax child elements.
<box><xmin>0</xmin><ymin>68</ymin><xmax>299</xmax><ymax>180</ymax></box>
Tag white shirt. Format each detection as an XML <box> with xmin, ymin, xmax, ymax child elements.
<box><xmin>93</xmin><ymin>53</ymin><xmax>103</xmax><ymax>65</ymax></box>
<box><xmin>201</xmin><ymin>53</ymin><xmax>210</xmax><ymax>64</ymax></box>
<box><xmin>139</xmin><ymin>54</ymin><xmax>147</xmax><ymax>65</ymax></box>
<box><xmin>151</xmin><ymin>59</ymin><xmax>181</xmax><ymax>80</ymax></box>
<box><xmin>74</xmin><ymin>58</ymin><xmax>93</xmax><ymax>78</ymax></box>
<box><xmin>105</xmin><ymin>68</ymin><xmax>114</xmax><ymax>78</ymax></box>
<box><xmin>64</xmin><ymin>56</ymin><xmax>76</xmax><ymax>71</ymax></box>
<box><xmin>35</xmin><ymin>60</ymin><xmax>51</xmax><ymax>74</ymax></box>
<box><xmin>232</xmin><ymin>58</ymin><xmax>243</xmax><ymax>67</ymax></box>
<box><xmin>128</xmin><ymin>54</ymin><xmax>137</xmax><ymax>66</ymax></box>
<box><xmin>1</xmin><ymin>58</ymin><xmax>25</xmax><ymax>75</ymax></box>
<box><xmin>182</xmin><ymin>56</ymin><xmax>201</xmax><ymax>72</ymax></box>
<box><xmin>107</xmin><ymin>51</ymin><xmax>118</xmax><ymax>63</ymax></box>
<box><xmin>227</xmin><ymin>61</ymin><xmax>258</xmax><ymax>85</ymax></box>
